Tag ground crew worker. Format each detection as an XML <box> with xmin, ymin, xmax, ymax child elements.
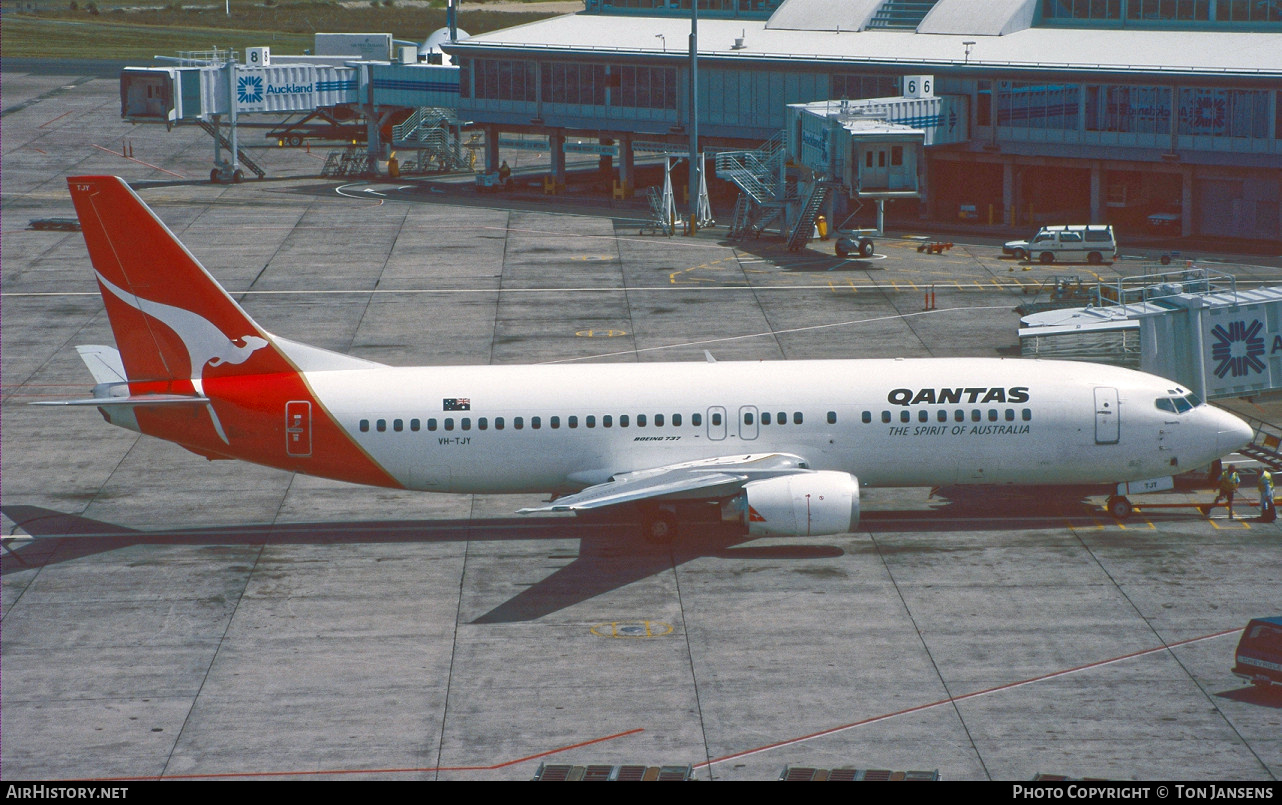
<box><xmin>498</xmin><ymin>160</ymin><xmax>512</xmax><ymax>189</ymax></box>
<box><xmin>1207</xmin><ymin>463</ymin><xmax>1241</xmax><ymax>519</ymax></box>
<box><xmin>1258</xmin><ymin>469</ymin><xmax>1274</xmax><ymax>521</ymax></box>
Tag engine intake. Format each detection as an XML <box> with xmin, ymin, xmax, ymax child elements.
<box><xmin>727</xmin><ymin>471</ymin><xmax>861</xmax><ymax>537</ymax></box>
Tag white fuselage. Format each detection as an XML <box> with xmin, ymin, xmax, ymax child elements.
<box><xmin>303</xmin><ymin>357</ymin><xmax>1245</xmax><ymax>495</ymax></box>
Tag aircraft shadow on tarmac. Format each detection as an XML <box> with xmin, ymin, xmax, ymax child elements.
<box><xmin>1</xmin><ymin>493</ymin><xmax>1150</xmax><ymax>622</ymax></box>
<box><xmin>0</xmin><ymin>504</ymin><xmax>840</xmax><ymax>624</ymax></box>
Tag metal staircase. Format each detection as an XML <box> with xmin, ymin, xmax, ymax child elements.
<box><xmin>196</xmin><ymin>119</ymin><xmax>266</xmax><ymax>179</ymax></box>
<box><xmin>716</xmin><ymin>132</ymin><xmax>788</xmax><ymax>240</ymax></box>
<box><xmin>786</xmin><ymin>180</ymin><xmax>834</xmax><ymax>252</ymax></box>
<box><xmin>390</xmin><ymin>107</ymin><xmax>472</xmax><ymax>172</ymax></box>
<box><xmin>1238</xmin><ymin>414</ymin><xmax>1282</xmax><ymax>471</ymax></box>
<box><xmin>866</xmin><ymin>0</ymin><xmax>940</xmax><ymax>29</ymax></box>
<box><xmin>320</xmin><ymin>147</ymin><xmax>373</xmax><ymax>178</ymax></box>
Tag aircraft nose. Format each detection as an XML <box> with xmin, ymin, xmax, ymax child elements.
<box><xmin>1217</xmin><ymin>410</ymin><xmax>1254</xmax><ymax>456</ymax></box>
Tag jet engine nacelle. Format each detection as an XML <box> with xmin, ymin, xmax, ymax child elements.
<box><xmin>731</xmin><ymin>471</ymin><xmax>861</xmax><ymax>537</ymax></box>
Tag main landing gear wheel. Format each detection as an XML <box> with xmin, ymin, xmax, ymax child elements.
<box><xmin>1106</xmin><ymin>495</ymin><xmax>1133</xmax><ymax>520</ymax></box>
<box><xmin>641</xmin><ymin>507</ymin><xmax>679</xmax><ymax>542</ymax></box>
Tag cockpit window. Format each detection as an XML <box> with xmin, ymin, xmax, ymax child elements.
<box><xmin>1156</xmin><ymin>395</ymin><xmax>1199</xmax><ymax>414</ymax></box>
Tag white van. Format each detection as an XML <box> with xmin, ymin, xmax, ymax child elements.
<box><xmin>1004</xmin><ymin>225</ymin><xmax>1117</xmax><ymax>265</ymax></box>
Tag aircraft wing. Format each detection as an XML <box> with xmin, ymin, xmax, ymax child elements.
<box><xmin>518</xmin><ymin>452</ymin><xmax>814</xmax><ymax>513</ymax></box>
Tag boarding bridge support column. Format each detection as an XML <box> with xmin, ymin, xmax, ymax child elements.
<box><xmin>484</xmin><ymin>125</ymin><xmax>500</xmax><ymax>174</ymax></box>
<box><xmin>618</xmin><ymin>134</ymin><xmax>634</xmax><ymax>198</ymax></box>
<box><xmin>1003</xmin><ymin>161</ymin><xmax>1015</xmax><ymax>226</ymax></box>
<box><xmin>1090</xmin><ymin>162</ymin><xmax>1103</xmax><ymax>223</ymax></box>
<box><xmin>550</xmin><ymin>131</ymin><xmax>566</xmax><ymax>191</ymax></box>
<box><xmin>1181</xmin><ymin>167</ymin><xmax>1194</xmax><ymax>237</ymax></box>
<box><xmin>598</xmin><ymin>137</ymin><xmax>613</xmax><ymax>174</ymax></box>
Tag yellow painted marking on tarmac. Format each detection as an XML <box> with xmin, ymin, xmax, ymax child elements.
<box><xmin>570</xmin><ymin>255</ymin><xmax>617</xmax><ymax>262</ymax></box>
<box><xmin>590</xmin><ymin>620</ymin><xmax>674</xmax><ymax>638</ymax></box>
<box><xmin>576</xmin><ymin>329</ymin><xmax>629</xmax><ymax>337</ymax></box>
<box><xmin>1209</xmin><ymin>518</ymin><xmax>1251</xmax><ymax>530</ymax></box>
<box><xmin>669</xmin><ymin>257</ymin><xmax>735</xmax><ymax>285</ymax></box>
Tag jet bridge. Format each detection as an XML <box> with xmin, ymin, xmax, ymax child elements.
<box><xmin>1019</xmin><ymin>267</ymin><xmax>1282</xmax><ymax>403</ymax></box>
<box><xmin>785</xmin><ymin>85</ymin><xmax>968</xmax><ymax>242</ymax></box>
<box><xmin>717</xmin><ymin>79</ymin><xmax>968</xmax><ymax>249</ymax></box>
<box><xmin>120</xmin><ymin>44</ymin><xmax>462</xmax><ymax>182</ymax></box>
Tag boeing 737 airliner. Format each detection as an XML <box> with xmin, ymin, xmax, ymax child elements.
<box><xmin>43</xmin><ymin>176</ymin><xmax>1253</xmax><ymax>538</ymax></box>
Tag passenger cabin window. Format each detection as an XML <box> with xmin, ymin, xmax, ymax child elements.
<box><xmin>411</xmin><ymin>419</ymin><xmax>420</xmax><ymax>432</ymax></box>
<box><xmin>393</xmin><ymin>419</ymin><xmax>403</xmax><ymax>432</ymax></box>
<box><xmin>360</xmin><ymin>419</ymin><xmax>369</xmax><ymax>432</ymax></box>
<box><xmin>377</xmin><ymin>419</ymin><xmax>387</xmax><ymax>432</ymax></box>
<box><xmin>828</xmin><ymin>411</ymin><xmax>837</xmax><ymax>425</ymax></box>
<box><xmin>655</xmin><ymin>414</ymin><xmax>664</xmax><ymax>427</ymax></box>
<box><xmin>637</xmin><ymin>414</ymin><xmax>647</xmax><ymax>427</ymax></box>
<box><xmin>428</xmin><ymin>418</ymin><xmax>438</xmax><ymax>431</ymax></box>
<box><xmin>673</xmin><ymin>413</ymin><xmax>682</xmax><ymax>426</ymax></box>
<box><xmin>862</xmin><ymin>411</ymin><xmax>871</xmax><ymax>424</ymax></box>
<box><xmin>763</xmin><ymin>412</ymin><xmax>772</xmax><ymax>425</ymax></box>
<box><xmin>711</xmin><ymin>412</ymin><xmax>722</xmax><ymax>426</ymax></box>
<box><xmin>692</xmin><ymin>413</ymin><xmax>702</xmax><ymax>426</ymax></box>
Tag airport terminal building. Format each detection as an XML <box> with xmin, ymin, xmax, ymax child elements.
<box><xmin>443</xmin><ymin>0</ymin><xmax>1282</xmax><ymax>240</ymax></box>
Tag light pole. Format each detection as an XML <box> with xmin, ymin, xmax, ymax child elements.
<box><xmin>655</xmin><ymin>33</ymin><xmax>665</xmax><ymax>51</ymax></box>
<box><xmin>687</xmin><ymin>0</ymin><xmax>699</xmax><ymax>235</ymax></box>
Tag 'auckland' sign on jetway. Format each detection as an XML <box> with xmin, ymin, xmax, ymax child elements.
<box><xmin>231</xmin><ymin>66</ymin><xmax>322</xmax><ymax>113</ymax></box>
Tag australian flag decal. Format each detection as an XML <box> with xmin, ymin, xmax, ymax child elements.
<box><xmin>443</xmin><ymin>398</ymin><xmax>471</xmax><ymax>411</ymax></box>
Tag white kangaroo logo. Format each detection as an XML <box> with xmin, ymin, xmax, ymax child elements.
<box><xmin>96</xmin><ymin>271</ymin><xmax>268</xmax><ymax>378</ymax></box>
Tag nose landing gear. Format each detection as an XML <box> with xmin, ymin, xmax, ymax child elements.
<box><xmin>1105</xmin><ymin>495</ymin><xmax>1134</xmax><ymax>520</ymax></box>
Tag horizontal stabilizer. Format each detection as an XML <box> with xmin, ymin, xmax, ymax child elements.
<box><xmin>33</xmin><ymin>394</ymin><xmax>210</xmax><ymax>407</ymax></box>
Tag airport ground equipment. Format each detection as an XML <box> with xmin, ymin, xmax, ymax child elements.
<box><xmin>1235</xmin><ymin>417</ymin><xmax>1282</xmax><ymax>472</ymax></box>
<box><xmin>389</xmin><ymin>107</ymin><xmax>472</xmax><ymax>172</ymax></box>
<box><xmin>320</xmin><ymin>147</ymin><xmax>374</xmax><ymax>178</ymax></box>
<box><xmin>1232</xmin><ymin>617</ymin><xmax>1282</xmax><ymax>688</ymax></box>
<box><xmin>717</xmin><ymin>132</ymin><xmax>787</xmax><ymax>240</ymax></box>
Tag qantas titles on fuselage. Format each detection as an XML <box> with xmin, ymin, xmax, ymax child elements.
<box><xmin>46</xmin><ymin>176</ymin><xmax>1256</xmax><ymax>538</ymax></box>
